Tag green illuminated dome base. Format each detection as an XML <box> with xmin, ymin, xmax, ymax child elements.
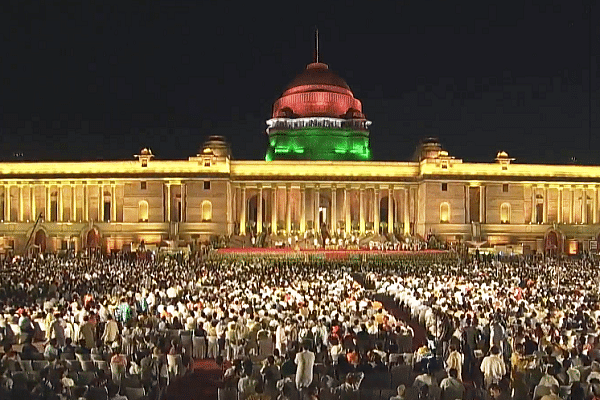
<box><xmin>266</xmin><ymin>62</ymin><xmax>372</xmax><ymax>161</ymax></box>
<box><xmin>266</xmin><ymin>127</ymin><xmax>371</xmax><ymax>161</ymax></box>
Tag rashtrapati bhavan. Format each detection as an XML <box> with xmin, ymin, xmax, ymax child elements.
<box><xmin>1</xmin><ymin>60</ymin><xmax>599</xmax><ymax>256</ymax></box>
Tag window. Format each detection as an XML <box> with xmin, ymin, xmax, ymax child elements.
<box><xmin>204</xmin><ymin>160</ymin><xmax>211</xmax><ymax>167</ymax></box>
<box><xmin>440</xmin><ymin>202</ymin><xmax>450</xmax><ymax>223</ymax></box>
<box><xmin>203</xmin><ymin>181</ymin><xmax>211</xmax><ymax>190</ymax></box>
<box><xmin>140</xmin><ymin>181</ymin><xmax>147</xmax><ymax>190</ymax></box>
<box><xmin>500</xmin><ymin>203</ymin><xmax>511</xmax><ymax>224</ymax></box>
<box><xmin>138</xmin><ymin>200</ymin><xmax>149</xmax><ymax>222</ymax></box>
<box><xmin>141</xmin><ymin>159</ymin><xmax>148</xmax><ymax>167</ymax></box>
<box><xmin>441</xmin><ymin>183</ymin><xmax>448</xmax><ymax>191</ymax></box>
<box><xmin>502</xmin><ymin>184</ymin><xmax>509</xmax><ymax>193</ymax></box>
<box><xmin>201</xmin><ymin>200</ymin><xmax>212</xmax><ymax>222</ymax></box>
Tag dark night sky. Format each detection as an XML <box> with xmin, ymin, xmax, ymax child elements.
<box><xmin>0</xmin><ymin>1</ymin><xmax>598</xmax><ymax>164</ymax></box>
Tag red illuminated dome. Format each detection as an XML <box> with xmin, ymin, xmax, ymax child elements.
<box><xmin>272</xmin><ymin>62</ymin><xmax>365</xmax><ymax>119</ymax></box>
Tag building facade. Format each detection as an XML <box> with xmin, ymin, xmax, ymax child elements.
<box><xmin>0</xmin><ymin>61</ymin><xmax>598</xmax><ymax>255</ymax></box>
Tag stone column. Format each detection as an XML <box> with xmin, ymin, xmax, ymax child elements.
<box><xmin>257</xmin><ymin>186</ymin><xmax>263</xmax><ymax>233</ymax></box>
<box><xmin>344</xmin><ymin>187</ymin><xmax>351</xmax><ymax>234</ymax></box>
<box><xmin>30</xmin><ymin>185</ymin><xmax>35</xmax><ymax>221</ymax></box>
<box><xmin>388</xmin><ymin>187</ymin><xmax>394</xmax><ymax>234</ymax></box>
<box><xmin>403</xmin><ymin>187</ymin><xmax>410</xmax><ymax>235</ymax></box>
<box><xmin>465</xmin><ymin>185</ymin><xmax>470</xmax><ymax>224</ymax></box>
<box><xmin>373</xmin><ymin>187</ymin><xmax>380</xmax><ymax>234</ymax></box>
<box><xmin>530</xmin><ymin>186</ymin><xmax>536</xmax><ymax>224</ymax></box>
<box><xmin>271</xmin><ymin>186</ymin><xmax>277</xmax><ymax>234</ymax></box>
<box><xmin>582</xmin><ymin>187</ymin><xmax>587</xmax><ymax>224</ymax></box>
<box><xmin>181</xmin><ymin>183</ymin><xmax>187</xmax><ymax>223</ymax></box>
<box><xmin>479</xmin><ymin>186</ymin><xmax>485</xmax><ymax>223</ymax></box>
<box><xmin>569</xmin><ymin>187</ymin><xmax>574</xmax><ymax>224</ymax></box>
<box><xmin>331</xmin><ymin>186</ymin><xmax>337</xmax><ymax>232</ymax></box>
<box><xmin>359</xmin><ymin>187</ymin><xmax>365</xmax><ymax>234</ymax></box>
<box><xmin>285</xmin><ymin>185</ymin><xmax>291</xmax><ymax>234</ymax></box>
<box><xmin>83</xmin><ymin>184</ymin><xmax>88</xmax><ymax>221</ymax></box>
<box><xmin>594</xmin><ymin>187</ymin><xmax>598</xmax><ymax>224</ymax></box>
<box><xmin>240</xmin><ymin>186</ymin><xmax>247</xmax><ymax>235</ymax></box>
<box><xmin>71</xmin><ymin>185</ymin><xmax>76</xmax><ymax>221</ymax></box>
<box><xmin>300</xmin><ymin>185</ymin><xmax>306</xmax><ymax>233</ymax></box>
<box><xmin>314</xmin><ymin>186</ymin><xmax>320</xmax><ymax>233</ymax></box>
<box><xmin>557</xmin><ymin>187</ymin><xmax>563</xmax><ymax>223</ymax></box>
<box><xmin>111</xmin><ymin>184</ymin><xmax>116</xmax><ymax>222</ymax></box>
<box><xmin>166</xmin><ymin>183</ymin><xmax>171</xmax><ymax>223</ymax></box>
<box><xmin>543</xmin><ymin>186</ymin><xmax>548</xmax><ymax>223</ymax></box>
<box><xmin>18</xmin><ymin>185</ymin><xmax>24</xmax><ymax>222</ymax></box>
<box><xmin>58</xmin><ymin>184</ymin><xmax>63</xmax><ymax>222</ymax></box>
<box><xmin>45</xmin><ymin>185</ymin><xmax>50</xmax><ymax>221</ymax></box>
<box><xmin>5</xmin><ymin>185</ymin><xmax>11</xmax><ymax>222</ymax></box>
<box><xmin>99</xmin><ymin>185</ymin><xmax>104</xmax><ymax>222</ymax></box>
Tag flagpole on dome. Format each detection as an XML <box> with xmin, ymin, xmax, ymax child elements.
<box><xmin>315</xmin><ymin>27</ymin><xmax>319</xmax><ymax>63</ymax></box>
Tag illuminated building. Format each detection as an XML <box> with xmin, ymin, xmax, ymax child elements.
<box><xmin>0</xmin><ymin>59</ymin><xmax>598</xmax><ymax>256</ymax></box>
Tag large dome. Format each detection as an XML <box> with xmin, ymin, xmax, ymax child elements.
<box><xmin>284</xmin><ymin>62</ymin><xmax>351</xmax><ymax>91</ymax></box>
<box><xmin>272</xmin><ymin>62</ymin><xmax>364</xmax><ymax>119</ymax></box>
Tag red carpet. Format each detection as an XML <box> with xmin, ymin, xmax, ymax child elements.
<box><xmin>166</xmin><ymin>359</ymin><xmax>222</xmax><ymax>400</ymax></box>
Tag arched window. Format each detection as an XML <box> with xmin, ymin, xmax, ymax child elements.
<box><xmin>440</xmin><ymin>202</ymin><xmax>450</xmax><ymax>223</ymax></box>
<box><xmin>201</xmin><ymin>200</ymin><xmax>212</xmax><ymax>222</ymax></box>
<box><xmin>500</xmin><ymin>203</ymin><xmax>511</xmax><ymax>224</ymax></box>
<box><xmin>138</xmin><ymin>200</ymin><xmax>149</xmax><ymax>222</ymax></box>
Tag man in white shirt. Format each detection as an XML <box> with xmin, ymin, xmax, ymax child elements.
<box><xmin>480</xmin><ymin>346</ymin><xmax>506</xmax><ymax>388</ymax></box>
<box><xmin>295</xmin><ymin>342</ymin><xmax>315</xmax><ymax>396</ymax></box>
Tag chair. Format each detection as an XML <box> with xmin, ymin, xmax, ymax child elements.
<box><xmin>65</xmin><ymin>359</ymin><xmax>82</xmax><ymax>372</ymax></box>
<box><xmin>559</xmin><ymin>385</ymin><xmax>571</xmax><ymax>398</ymax></box>
<box><xmin>533</xmin><ymin>384</ymin><xmax>551</xmax><ymax>400</ymax></box>
<box><xmin>26</xmin><ymin>371</ymin><xmax>40</xmax><ymax>383</ymax></box>
<box><xmin>75</xmin><ymin>352</ymin><xmax>91</xmax><ymax>362</ymax></box>
<box><xmin>76</xmin><ymin>371</ymin><xmax>97</xmax><ymax>386</ymax></box>
<box><xmin>359</xmin><ymin>389</ymin><xmax>380</xmax><ymax>400</ymax></box>
<box><xmin>19</xmin><ymin>360</ymin><xmax>33</xmax><ymax>372</ymax></box>
<box><xmin>388</xmin><ymin>353</ymin><xmax>402</xmax><ymax>365</ymax></box>
<box><xmin>81</xmin><ymin>360</ymin><xmax>96</xmax><ymax>372</ymax></box>
<box><xmin>181</xmin><ymin>332</ymin><xmax>193</xmax><ymax>355</ymax></box>
<box><xmin>9</xmin><ymin>371</ymin><xmax>27</xmax><ymax>385</ymax></box>
<box><xmin>217</xmin><ymin>387</ymin><xmax>237</xmax><ymax>400</ymax></box>
<box><xmin>94</xmin><ymin>360</ymin><xmax>110</xmax><ymax>373</ymax></box>
<box><xmin>32</xmin><ymin>360</ymin><xmax>50</xmax><ymax>371</ymax></box>
<box><xmin>404</xmin><ymin>387</ymin><xmax>418</xmax><ymax>400</ymax></box>
<box><xmin>121</xmin><ymin>375</ymin><xmax>142</xmax><ymax>388</ymax></box>
<box><xmin>60</xmin><ymin>352</ymin><xmax>76</xmax><ymax>361</ymax></box>
<box><xmin>125</xmin><ymin>387</ymin><xmax>146</xmax><ymax>400</ymax></box>
<box><xmin>86</xmin><ymin>386</ymin><xmax>108</xmax><ymax>400</ymax></box>
<box><xmin>390</xmin><ymin>365</ymin><xmax>413</xmax><ymax>388</ymax></box>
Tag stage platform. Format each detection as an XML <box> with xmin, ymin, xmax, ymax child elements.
<box><xmin>213</xmin><ymin>248</ymin><xmax>452</xmax><ymax>260</ymax></box>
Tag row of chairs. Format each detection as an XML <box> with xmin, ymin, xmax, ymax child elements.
<box><xmin>218</xmin><ymin>387</ymin><xmax>419</xmax><ymax>400</ymax></box>
<box><xmin>67</xmin><ymin>384</ymin><xmax>146</xmax><ymax>400</ymax></box>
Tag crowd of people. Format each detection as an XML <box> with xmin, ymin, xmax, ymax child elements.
<box><xmin>0</xmin><ymin>250</ymin><xmax>597</xmax><ymax>400</ymax></box>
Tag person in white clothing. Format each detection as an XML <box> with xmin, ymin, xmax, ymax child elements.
<box><xmin>295</xmin><ymin>342</ymin><xmax>315</xmax><ymax>394</ymax></box>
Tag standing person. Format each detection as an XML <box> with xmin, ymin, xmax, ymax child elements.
<box><xmin>115</xmin><ymin>297</ymin><xmax>132</xmax><ymax>326</ymax></box>
<box><xmin>445</xmin><ymin>344</ymin><xmax>463</xmax><ymax>381</ymax></box>
<box><xmin>480</xmin><ymin>346</ymin><xmax>506</xmax><ymax>389</ymax></box>
<box><xmin>101</xmin><ymin>315</ymin><xmax>119</xmax><ymax>345</ymax></box>
<box><xmin>440</xmin><ymin>368</ymin><xmax>465</xmax><ymax>400</ymax></box>
<box><xmin>295</xmin><ymin>341</ymin><xmax>315</xmax><ymax>397</ymax></box>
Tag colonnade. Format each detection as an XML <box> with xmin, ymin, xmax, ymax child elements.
<box><xmin>236</xmin><ymin>183</ymin><xmax>413</xmax><ymax>236</ymax></box>
<box><xmin>2</xmin><ymin>182</ymin><xmax>119</xmax><ymax>223</ymax></box>
<box><xmin>531</xmin><ymin>185</ymin><xmax>599</xmax><ymax>225</ymax></box>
